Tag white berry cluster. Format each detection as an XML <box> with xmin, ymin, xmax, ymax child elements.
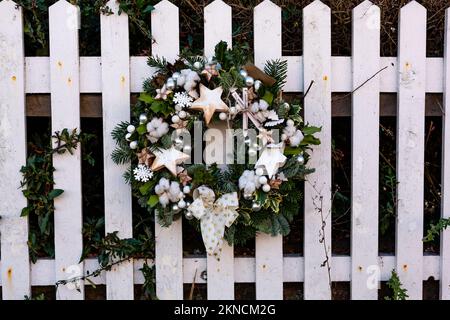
<box><xmin>239</xmin><ymin>169</ymin><xmax>271</xmax><ymax>198</ymax></box>
<box><xmin>155</xmin><ymin>178</ymin><xmax>185</xmax><ymax>207</ymax></box>
<box><xmin>133</xmin><ymin>164</ymin><xmax>154</xmax><ymax>182</ymax></box>
<box><xmin>282</xmin><ymin>119</ymin><xmax>304</xmax><ymax>147</ymax></box>
<box><xmin>146</xmin><ymin>117</ymin><xmax>170</xmax><ymax>143</ymax></box>
<box><xmin>172</xmin><ymin>92</ymin><xmax>192</xmax><ymax>123</ymax></box>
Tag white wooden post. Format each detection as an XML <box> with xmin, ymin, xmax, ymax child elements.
<box><xmin>441</xmin><ymin>8</ymin><xmax>450</xmax><ymax>300</ymax></box>
<box><xmin>254</xmin><ymin>0</ymin><xmax>283</xmax><ymax>300</ymax></box>
<box><xmin>0</xmin><ymin>0</ymin><xmax>31</xmax><ymax>300</ymax></box>
<box><xmin>204</xmin><ymin>0</ymin><xmax>232</xmax><ymax>58</ymax></box>
<box><xmin>303</xmin><ymin>0</ymin><xmax>332</xmax><ymax>300</ymax></box>
<box><xmin>204</xmin><ymin>0</ymin><xmax>235</xmax><ymax>300</ymax></box>
<box><xmin>49</xmin><ymin>0</ymin><xmax>84</xmax><ymax>300</ymax></box>
<box><xmin>396</xmin><ymin>1</ymin><xmax>426</xmax><ymax>300</ymax></box>
<box><xmin>101</xmin><ymin>0</ymin><xmax>134</xmax><ymax>300</ymax></box>
<box><xmin>351</xmin><ymin>0</ymin><xmax>380</xmax><ymax>300</ymax></box>
<box><xmin>152</xmin><ymin>0</ymin><xmax>184</xmax><ymax>300</ymax></box>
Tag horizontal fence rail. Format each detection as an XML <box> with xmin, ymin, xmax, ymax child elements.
<box><xmin>0</xmin><ymin>0</ymin><xmax>450</xmax><ymax>300</ymax></box>
<box><xmin>0</xmin><ymin>255</ymin><xmax>442</xmax><ymax>286</ymax></box>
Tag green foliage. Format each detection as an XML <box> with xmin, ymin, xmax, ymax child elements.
<box><xmin>264</xmin><ymin>59</ymin><xmax>288</xmax><ymax>93</ymax></box>
<box><xmin>385</xmin><ymin>270</ymin><xmax>409</xmax><ymax>300</ymax></box>
<box><xmin>24</xmin><ymin>293</ymin><xmax>45</xmax><ymax>300</ymax></box>
<box><xmin>147</xmin><ymin>56</ymin><xmax>169</xmax><ymax>74</ymax></box>
<box><xmin>20</xmin><ymin>128</ymin><xmax>94</xmax><ymax>263</ymax></box>
<box><xmin>15</xmin><ymin>0</ymin><xmax>155</xmax><ymax>56</ymax></box>
<box><xmin>213</xmin><ymin>41</ymin><xmax>251</xmax><ymax>71</ymax></box>
<box><xmin>58</xmin><ymin>229</ymin><xmax>157</xmax><ymax>299</ymax></box>
<box><xmin>423</xmin><ymin>218</ymin><xmax>450</xmax><ymax>243</ymax></box>
<box><xmin>380</xmin><ymin>164</ymin><xmax>398</xmax><ymax>235</ymax></box>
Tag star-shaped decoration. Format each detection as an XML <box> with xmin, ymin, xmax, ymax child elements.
<box><xmin>137</xmin><ymin>148</ymin><xmax>155</xmax><ymax>167</ymax></box>
<box><xmin>255</xmin><ymin>143</ymin><xmax>287</xmax><ymax>178</ymax></box>
<box><xmin>189</xmin><ymin>84</ymin><xmax>228</xmax><ymax>125</ymax></box>
<box><xmin>257</xmin><ymin>128</ymin><xmax>275</xmax><ymax>146</ymax></box>
<box><xmin>151</xmin><ymin>146</ymin><xmax>190</xmax><ymax>176</ymax></box>
<box><xmin>178</xmin><ymin>170</ymin><xmax>193</xmax><ymax>186</ymax></box>
<box><xmin>201</xmin><ymin>64</ymin><xmax>219</xmax><ymax>81</ymax></box>
<box><xmin>171</xmin><ymin>120</ymin><xmax>189</xmax><ymax>129</ymax></box>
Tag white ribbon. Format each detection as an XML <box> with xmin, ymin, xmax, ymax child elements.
<box><xmin>187</xmin><ymin>186</ymin><xmax>239</xmax><ymax>256</ymax></box>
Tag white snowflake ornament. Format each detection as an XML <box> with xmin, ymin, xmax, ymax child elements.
<box><xmin>173</xmin><ymin>92</ymin><xmax>193</xmax><ymax>108</ymax></box>
<box><xmin>133</xmin><ymin>165</ymin><xmax>154</xmax><ymax>182</ymax></box>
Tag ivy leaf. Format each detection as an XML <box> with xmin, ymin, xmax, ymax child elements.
<box><xmin>21</xmin><ymin>207</ymin><xmax>31</xmax><ymax>217</ymax></box>
<box><xmin>48</xmin><ymin>189</ymin><xmax>64</xmax><ymax>200</ymax></box>
<box><xmin>143</xmin><ymin>5</ymin><xmax>155</xmax><ymax>14</ymax></box>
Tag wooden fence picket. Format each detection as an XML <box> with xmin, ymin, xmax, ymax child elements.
<box><xmin>0</xmin><ymin>0</ymin><xmax>31</xmax><ymax>300</ymax></box>
<box><xmin>254</xmin><ymin>0</ymin><xmax>284</xmax><ymax>300</ymax></box>
<box><xmin>0</xmin><ymin>0</ymin><xmax>450</xmax><ymax>301</ymax></box>
<box><xmin>441</xmin><ymin>8</ymin><xmax>450</xmax><ymax>300</ymax></box>
<box><xmin>396</xmin><ymin>1</ymin><xmax>427</xmax><ymax>300</ymax></box>
<box><xmin>350</xmin><ymin>0</ymin><xmax>380</xmax><ymax>300</ymax></box>
<box><xmin>152</xmin><ymin>0</ymin><xmax>184</xmax><ymax>300</ymax></box>
<box><xmin>204</xmin><ymin>0</ymin><xmax>235</xmax><ymax>300</ymax></box>
<box><xmin>101</xmin><ymin>0</ymin><xmax>134</xmax><ymax>300</ymax></box>
<box><xmin>49</xmin><ymin>0</ymin><xmax>84</xmax><ymax>300</ymax></box>
<box><xmin>303</xmin><ymin>0</ymin><xmax>332</xmax><ymax>300</ymax></box>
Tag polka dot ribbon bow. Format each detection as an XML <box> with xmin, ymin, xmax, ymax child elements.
<box><xmin>187</xmin><ymin>186</ymin><xmax>239</xmax><ymax>256</ymax></box>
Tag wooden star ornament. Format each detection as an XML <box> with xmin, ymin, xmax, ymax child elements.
<box><xmin>151</xmin><ymin>146</ymin><xmax>190</xmax><ymax>176</ymax></box>
<box><xmin>189</xmin><ymin>84</ymin><xmax>228</xmax><ymax>125</ymax></box>
<box><xmin>255</xmin><ymin>143</ymin><xmax>287</xmax><ymax>178</ymax></box>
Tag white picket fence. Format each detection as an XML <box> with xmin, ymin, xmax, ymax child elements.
<box><xmin>0</xmin><ymin>0</ymin><xmax>449</xmax><ymax>300</ymax></box>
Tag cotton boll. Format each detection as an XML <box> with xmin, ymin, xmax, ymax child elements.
<box><xmin>159</xmin><ymin>178</ymin><xmax>170</xmax><ymax>190</ymax></box>
<box><xmin>155</xmin><ymin>185</ymin><xmax>163</xmax><ymax>195</ymax></box>
<box><xmin>290</xmin><ymin>130</ymin><xmax>304</xmax><ymax>147</ymax></box>
<box><xmin>244</xmin><ymin>183</ymin><xmax>256</xmax><ymax>195</ymax></box>
<box><xmin>259</xmin><ymin>100</ymin><xmax>269</xmax><ymax>111</ymax></box>
<box><xmin>158</xmin><ymin>193</ymin><xmax>170</xmax><ymax>207</ymax></box>
<box><xmin>169</xmin><ymin>182</ymin><xmax>182</xmax><ymax>202</ymax></box>
<box><xmin>147</xmin><ymin>118</ymin><xmax>169</xmax><ymax>142</ymax></box>
<box><xmin>177</xmin><ymin>75</ymin><xmax>186</xmax><ymax>87</ymax></box>
<box><xmin>283</xmin><ymin>121</ymin><xmax>297</xmax><ymax>137</ymax></box>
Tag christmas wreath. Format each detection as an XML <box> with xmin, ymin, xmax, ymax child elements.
<box><xmin>112</xmin><ymin>42</ymin><xmax>321</xmax><ymax>256</ymax></box>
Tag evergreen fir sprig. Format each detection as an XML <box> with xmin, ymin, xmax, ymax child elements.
<box><xmin>264</xmin><ymin>59</ymin><xmax>288</xmax><ymax>93</ymax></box>
<box><xmin>147</xmin><ymin>55</ymin><xmax>169</xmax><ymax>73</ymax></box>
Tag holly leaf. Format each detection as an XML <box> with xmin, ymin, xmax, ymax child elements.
<box><xmin>139</xmin><ymin>180</ymin><xmax>156</xmax><ymax>196</ymax></box>
<box><xmin>138</xmin><ymin>93</ymin><xmax>154</xmax><ymax>104</ymax></box>
<box><xmin>302</xmin><ymin>126</ymin><xmax>322</xmax><ymax>135</ymax></box>
<box><xmin>147</xmin><ymin>195</ymin><xmax>160</xmax><ymax>208</ymax></box>
<box><xmin>261</xmin><ymin>91</ymin><xmax>274</xmax><ymax>105</ymax></box>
